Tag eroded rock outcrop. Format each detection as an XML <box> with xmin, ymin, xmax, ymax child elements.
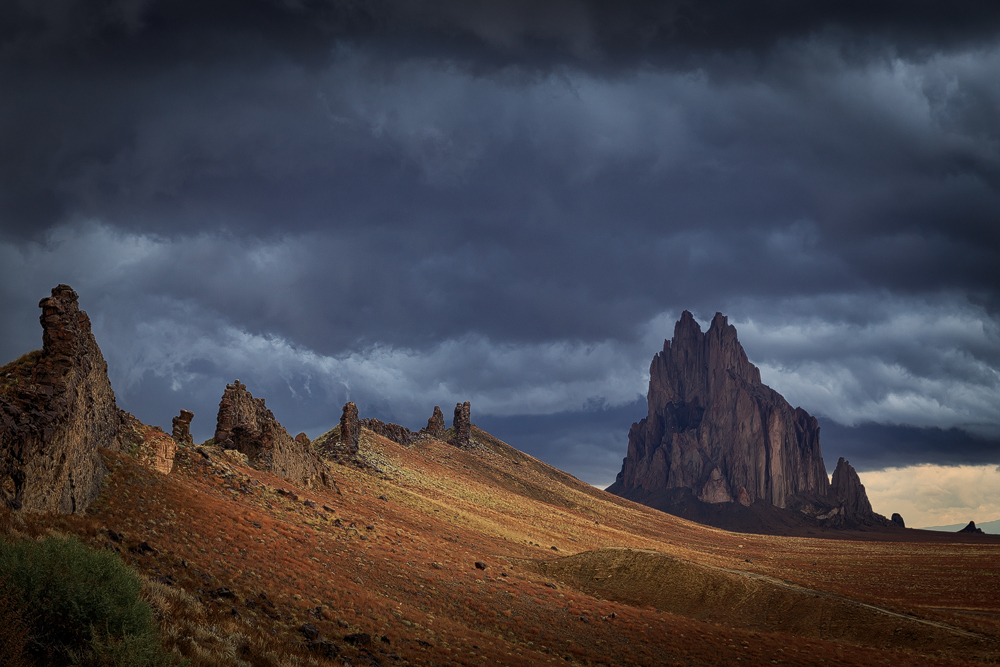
<box><xmin>830</xmin><ymin>457</ymin><xmax>877</xmax><ymax>522</ymax></box>
<box><xmin>214</xmin><ymin>381</ymin><xmax>328</xmax><ymax>488</ymax></box>
<box><xmin>339</xmin><ymin>402</ymin><xmax>360</xmax><ymax>454</ymax></box>
<box><xmin>891</xmin><ymin>513</ymin><xmax>906</xmax><ymax>528</ymax></box>
<box><xmin>359</xmin><ymin>418</ymin><xmax>415</xmax><ymax>447</ymax></box>
<box><xmin>172</xmin><ymin>409</ymin><xmax>194</xmax><ymax>447</ymax></box>
<box><xmin>608</xmin><ymin>311</ymin><xmax>884</xmax><ymax>529</ymax></box>
<box><xmin>0</xmin><ymin>285</ymin><xmax>124</xmax><ymax>513</ymax></box>
<box><xmin>420</xmin><ymin>406</ymin><xmax>446</xmax><ymax>440</ymax></box>
<box><xmin>449</xmin><ymin>401</ymin><xmax>471</xmax><ymax>448</ymax></box>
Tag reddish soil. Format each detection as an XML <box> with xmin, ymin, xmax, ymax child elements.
<box><xmin>6</xmin><ymin>426</ymin><xmax>999</xmax><ymax>666</ymax></box>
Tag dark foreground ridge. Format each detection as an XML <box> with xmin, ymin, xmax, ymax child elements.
<box><xmin>608</xmin><ymin>311</ymin><xmax>895</xmax><ymax>535</ymax></box>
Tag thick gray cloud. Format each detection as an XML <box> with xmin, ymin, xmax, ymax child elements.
<box><xmin>1</xmin><ymin>1</ymin><xmax>999</xmax><ymax>485</ymax></box>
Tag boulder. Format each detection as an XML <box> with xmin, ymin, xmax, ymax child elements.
<box><xmin>171</xmin><ymin>409</ymin><xmax>194</xmax><ymax>447</ymax></box>
<box><xmin>339</xmin><ymin>402</ymin><xmax>360</xmax><ymax>454</ymax></box>
<box><xmin>0</xmin><ymin>285</ymin><xmax>124</xmax><ymax>513</ymax></box>
<box><xmin>214</xmin><ymin>381</ymin><xmax>329</xmax><ymax>488</ymax></box>
<box><xmin>891</xmin><ymin>513</ymin><xmax>905</xmax><ymax>528</ymax></box>
<box><xmin>450</xmin><ymin>401</ymin><xmax>471</xmax><ymax>448</ymax></box>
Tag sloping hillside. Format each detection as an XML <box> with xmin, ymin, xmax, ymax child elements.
<box><xmin>3</xmin><ymin>424</ymin><xmax>999</xmax><ymax>666</ymax></box>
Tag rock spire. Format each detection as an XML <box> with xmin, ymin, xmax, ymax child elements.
<box><xmin>450</xmin><ymin>401</ymin><xmax>471</xmax><ymax>448</ymax></box>
<box><xmin>0</xmin><ymin>285</ymin><xmax>124</xmax><ymax>513</ymax></box>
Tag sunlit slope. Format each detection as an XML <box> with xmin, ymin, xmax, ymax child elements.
<box><xmin>14</xmin><ymin>425</ymin><xmax>1000</xmax><ymax>666</ymax></box>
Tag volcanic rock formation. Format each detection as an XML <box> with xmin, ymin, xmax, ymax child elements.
<box><xmin>450</xmin><ymin>401</ymin><xmax>471</xmax><ymax>448</ymax></box>
<box><xmin>172</xmin><ymin>409</ymin><xmax>194</xmax><ymax>447</ymax></box>
<box><xmin>830</xmin><ymin>457</ymin><xmax>878</xmax><ymax>521</ymax></box>
<box><xmin>339</xmin><ymin>402</ymin><xmax>360</xmax><ymax>454</ymax></box>
<box><xmin>421</xmin><ymin>406</ymin><xmax>446</xmax><ymax>440</ymax></box>
<box><xmin>214</xmin><ymin>381</ymin><xmax>329</xmax><ymax>488</ymax></box>
<box><xmin>959</xmin><ymin>521</ymin><xmax>984</xmax><ymax>534</ymax></box>
<box><xmin>0</xmin><ymin>285</ymin><xmax>124</xmax><ymax>513</ymax></box>
<box><xmin>608</xmin><ymin>311</ymin><xmax>885</xmax><ymax>528</ymax></box>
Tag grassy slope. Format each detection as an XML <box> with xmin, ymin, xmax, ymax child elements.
<box><xmin>4</xmin><ymin>425</ymin><xmax>999</xmax><ymax>666</ymax></box>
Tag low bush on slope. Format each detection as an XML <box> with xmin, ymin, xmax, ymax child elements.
<box><xmin>0</xmin><ymin>534</ymin><xmax>176</xmax><ymax>667</ymax></box>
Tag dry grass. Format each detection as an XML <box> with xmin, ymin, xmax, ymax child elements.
<box><xmin>2</xmin><ymin>426</ymin><xmax>998</xmax><ymax>666</ymax></box>
<box><xmin>0</xmin><ymin>349</ymin><xmax>42</xmax><ymax>395</ymax></box>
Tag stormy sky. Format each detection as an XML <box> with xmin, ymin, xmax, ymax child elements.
<box><xmin>2</xmin><ymin>1</ymin><xmax>999</xmax><ymax>525</ymax></box>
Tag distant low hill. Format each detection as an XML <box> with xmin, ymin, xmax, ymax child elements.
<box><xmin>919</xmin><ymin>519</ymin><xmax>1000</xmax><ymax>533</ymax></box>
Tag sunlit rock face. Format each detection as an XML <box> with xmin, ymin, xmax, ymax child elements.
<box><xmin>0</xmin><ymin>285</ymin><xmax>124</xmax><ymax>514</ymax></box>
<box><xmin>214</xmin><ymin>380</ymin><xmax>329</xmax><ymax>489</ymax></box>
<box><xmin>608</xmin><ymin>311</ymin><xmax>830</xmax><ymax>508</ymax></box>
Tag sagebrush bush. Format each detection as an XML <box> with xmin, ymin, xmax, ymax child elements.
<box><xmin>0</xmin><ymin>535</ymin><xmax>176</xmax><ymax>666</ymax></box>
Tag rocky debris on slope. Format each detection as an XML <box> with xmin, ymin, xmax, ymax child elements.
<box><xmin>450</xmin><ymin>401</ymin><xmax>471</xmax><ymax>448</ymax></box>
<box><xmin>359</xmin><ymin>418</ymin><xmax>415</xmax><ymax>447</ymax></box>
<box><xmin>214</xmin><ymin>380</ymin><xmax>330</xmax><ymax>488</ymax></box>
<box><xmin>0</xmin><ymin>285</ymin><xmax>125</xmax><ymax>513</ymax></box>
<box><xmin>958</xmin><ymin>521</ymin><xmax>984</xmax><ymax>534</ymax></box>
<box><xmin>608</xmin><ymin>310</ymin><xmax>885</xmax><ymax>529</ymax></box>
<box><xmin>172</xmin><ymin>409</ymin><xmax>194</xmax><ymax>447</ymax></box>
<box><xmin>339</xmin><ymin>402</ymin><xmax>360</xmax><ymax>455</ymax></box>
<box><xmin>420</xmin><ymin>406</ymin><xmax>446</xmax><ymax>440</ymax></box>
<box><xmin>891</xmin><ymin>513</ymin><xmax>906</xmax><ymax>528</ymax></box>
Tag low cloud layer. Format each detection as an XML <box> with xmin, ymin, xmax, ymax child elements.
<box><xmin>1</xmin><ymin>2</ymin><xmax>999</xmax><ymax>520</ymax></box>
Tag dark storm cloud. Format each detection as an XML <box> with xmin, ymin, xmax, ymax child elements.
<box><xmin>820</xmin><ymin>421</ymin><xmax>1000</xmax><ymax>472</ymax></box>
<box><xmin>1</xmin><ymin>0</ymin><xmax>999</xmax><ymax>481</ymax></box>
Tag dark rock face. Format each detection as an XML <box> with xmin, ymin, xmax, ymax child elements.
<box><xmin>214</xmin><ymin>381</ymin><xmax>328</xmax><ymax>488</ymax></box>
<box><xmin>0</xmin><ymin>285</ymin><xmax>124</xmax><ymax>513</ymax></box>
<box><xmin>958</xmin><ymin>521</ymin><xmax>984</xmax><ymax>534</ymax></box>
<box><xmin>608</xmin><ymin>311</ymin><xmax>885</xmax><ymax>531</ymax></box>
<box><xmin>891</xmin><ymin>513</ymin><xmax>906</xmax><ymax>528</ymax></box>
<box><xmin>339</xmin><ymin>402</ymin><xmax>360</xmax><ymax>454</ymax></box>
<box><xmin>450</xmin><ymin>401</ymin><xmax>471</xmax><ymax>448</ymax></box>
<box><xmin>359</xmin><ymin>418</ymin><xmax>415</xmax><ymax>447</ymax></box>
<box><xmin>172</xmin><ymin>410</ymin><xmax>194</xmax><ymax>447</ymax></box>
<box><xmin>421</xmin><ymin>406</ymin><xmax>446</xmax><ymax>440</ymax></box>
<box><xmin>830</xmin><ymin>457</ymin><xmax>878</xmax><ymax>522</ymax></box>
<box><xmin>609</xmin><ymin>312</ymin><xmax>829</xmax><ymax>508</ymax></box>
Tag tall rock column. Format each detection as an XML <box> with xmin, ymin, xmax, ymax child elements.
<box><xmin>421</xmin><ymin>406</ymin><xmax>446</xmax><ymax>440</ymax></box>
<box><xmin>449</xmin><ymin>401</ymin><xmax>471</xmax><ymax>448</ymax></box>
<box><xmin>0</xmin><ymin>285</ymin><xmax>123</xmax><ymax>513</ymax></box>
<box><xmin>339</xmin><ymin>402</ymin><xmax>360</xmax><ymax>454</ymax></box>
<box><xmin>172</xmin><ymin>410</ymin><xmax>194</xmax><ymax>447</ymax></box>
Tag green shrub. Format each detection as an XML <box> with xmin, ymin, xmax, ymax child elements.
<box><xmin>0</xmin><ymin>535</ymin><xmax>176</xmax><ymax>666</ymax></box>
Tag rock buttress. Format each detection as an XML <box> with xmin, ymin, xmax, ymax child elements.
<box><xmin>0</xmin><ymin>285</ymin><xmax>124</xmax><ymax>513</ymax></box>
<box><xmin>214</xmin><ymin>381</ymin><xmax>328</xmax><ymax>488</ymax></box>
